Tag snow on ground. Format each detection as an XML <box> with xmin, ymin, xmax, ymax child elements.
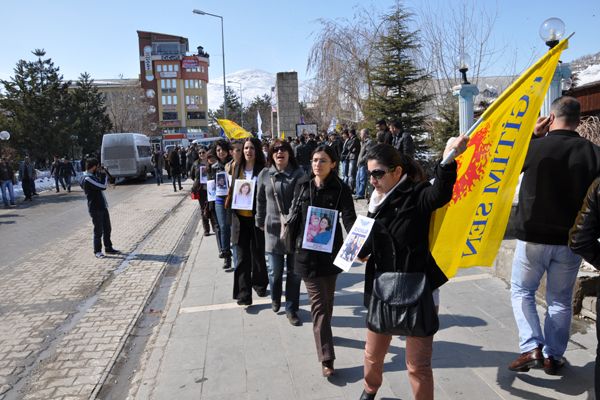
<box><xmin>13</xmin><ymin>171</ymin><xmax>83</xmax><ymax>199</ymax></box>
<box><xmin>576</xmin><ymin>64</ymin><xmax>600</xmax><ymax>86</ymax></box>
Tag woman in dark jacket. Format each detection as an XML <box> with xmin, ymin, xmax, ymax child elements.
<box><xmin>358</xmin><ymin>139</ymin><xmax>467</xmax><ymax>400</ymax></box>
<box><xmin>289</xmin><ymin>144</ymin><xmax>356</xmax><ymax>377</ymax></box>
<box><xmin>228</xmin><ymin>137</ymin><xmax>269</xmax><ymax>306</ymax></box>
<box><xmin>256</xmin><ymin>139</ymin><xmax>305</xmax><ymax>325</ymax></box>
<box><xmin>213</xmin><ymin>140</ymin><xmax>233</xmax><ymax>269</ymax></box>
<box><xmin>191</xmin><ymin>146</ymin><xmax>217</xmax><ymax>236</ymax></box>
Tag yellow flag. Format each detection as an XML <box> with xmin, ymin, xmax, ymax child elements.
<box><xmin>429</xmin><ymin>38</ymin><xmax>569</xmax><ymax>278</ymax></box>
<box><xmin>281</xmin><ymin>131</ymin><xmax>285</xmax><ymax>139</ymax></box>
<box><xmin>217</xmin><ymin>119</ymin><xmax>252</xmax><ymax>139</ymax></box>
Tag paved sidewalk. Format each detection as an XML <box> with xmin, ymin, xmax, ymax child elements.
<box><xmin>130</xmin><ymin>216</ymin><xmax>597</xmax><ymax>400</ymax></box>
<box><xmin>0</xmin><ymin>180</ymin><xmax>199</xmax><ymax>399</ymax></box>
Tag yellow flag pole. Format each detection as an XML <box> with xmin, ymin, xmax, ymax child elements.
<box><xmin>441</xmin><ymin>33</ymin><xmax>574</xmax><ymax>165</ymax></box>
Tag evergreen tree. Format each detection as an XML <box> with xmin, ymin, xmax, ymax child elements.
<box><xmin>243</xmin><ymin>94</ymin><xmax>272</xmax><ymax>133</ymax></box>
<box><xmin>209</xmin><ymin>87</ymin><xmax>242</xmax><ymax>124</ymax></box>
<box><xmin>364</xmin><ymin>6</ymin><xmax>431</xmax><ymax>155</ymax></box>
<box><xmin>0</xmin><ymin>49</ymin><xmax>72</xmax><ymax>162</ymax></box>
<box><xmin>71</xmin><ymin>72</ymin><xmax>112</xmax><ymax>155</ymax></box>
<box><xmin>428</xmin><ymin>92</ymin><xmax>459</xmax><ymax>158</ymax></box>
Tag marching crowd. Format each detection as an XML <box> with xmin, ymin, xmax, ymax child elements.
<box><xmin>167</xmin><ymin>96</ymin><xmax>598</xmax><ymax>400</ymax></box>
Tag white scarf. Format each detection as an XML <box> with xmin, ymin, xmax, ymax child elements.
<box><xmin>368</xmin><ymin>174</ymin><xmax>407</xmax><ymax>214</ymax></box>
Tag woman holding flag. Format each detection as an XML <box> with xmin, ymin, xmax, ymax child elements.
<box><xmin>358</xmin><ymin>137</ymin><xmax>467</xmax><ymax>400</ymax></box>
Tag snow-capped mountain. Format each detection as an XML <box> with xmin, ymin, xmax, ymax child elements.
<box><xmin>207</xmin><ymin>69</ymin><xmax>308</xmax><ymax>111</ymax></box>
<box><xmin>569</xmin><ymin>51</ymin><xmax>600</xmax><ymax>87</ymax></box>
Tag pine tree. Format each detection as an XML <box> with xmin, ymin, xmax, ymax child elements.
<box><xmin>364</xmin><ymin>6</ymin><xmax>431</xmax><ymax>155</ymax></box>
<box><xmin>243</xmin><ymin>94</ymin><xmax>272</xmax><ymax>133</ymax></box>
<box><xmin>71</xmin><ymin>72</ymin><xmax>112</xmax><ymax>155</ymax></box>
<box><xmin>0</xmin><ymin>49</ymin><xmax>72</xmax><ymax>162</ymax></box>
<box><xmin>209</xmin><ymin>87</ymin><xmax>242</xmax><ymax>124</ymax></box>
<box><xmin>428</xmin><ymin>92</ymin><xmax>459</xmax><ymax>158</ymax></box>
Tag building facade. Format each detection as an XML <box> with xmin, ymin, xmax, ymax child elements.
<box><xmin>137</xmin><ymin>31</ymin><xmax>210</xmax><ymax>140</ymax></box>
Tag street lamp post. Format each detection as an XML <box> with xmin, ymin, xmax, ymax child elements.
<box><xmin>0</xmin><ymin>131</ymin><xmax>10</xmax><ymax>158</ymax></box>
<box><xmin>227</xmin><ymin>80</ymin><xmax>243</xmax><ymax>128</ymax></box>
<box><xmin>193</xmin><ymin>9</ymin><xmax>227</xmax><ymax>119</ymax></box>
<box><xmin>453</xmin><ymin>52</ymin><xmax>479</xmax><ymax>134</ymax></box>
<box><xmin>539</xmin><ymin>17</ymin><xmax>571</xmax><ymax>117</ymax></box>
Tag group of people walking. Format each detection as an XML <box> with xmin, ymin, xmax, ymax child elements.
<box><xmin>181</xmin><ymin>119</ymin><xmax>473</xmax><ymax>399</ymax></box>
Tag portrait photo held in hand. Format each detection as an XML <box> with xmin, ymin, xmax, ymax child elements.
<box><xmin>334</xmin><ymin>215</ymin><xmax>375</xmax><ymax>272</ymax></box>
<box><xmin>302</xmin><ymin>206</ymin><xmax>338</xmax><ymax>253</ymax></box>
<box><xmin>199</xmin><ymin>165</ymin><xmax>208</xmax><ymax>184</ymax></box>
<box><xmin>232</xmin><ymin>179</ymin><xmax>255</xmax><ymax>211</ymax></box>
<box><xmin>206</xmin><ymin>180</ymin><xmax>216</xmax><ymax>202</ymax></box>
<box><xmin>215</xmin><ymin>171</ymin><xmax>229</xmax><ymax>196</ymax></box>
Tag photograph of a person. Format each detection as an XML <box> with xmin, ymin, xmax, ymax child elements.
<box><xmin>301</xmin><ymin>206</ymin><xmax>338</xmax><ymax>253</ymax></box>
<box><xmin>334</xmin><ymin>215</ymin><xmax>375</xmax><ymax>272</ymax></box>
<box><xmin>206</xmin><ymin>180</ymin><xmax>216</xmax><ymax>202</ymax></box>
<box><xmin>199</xmin><ymin>165</ymin><xmax>208</xmax><ymax>184</ymax></box>
<box><xmin>215</xmin><ymin>171</ymin><xmax>228</xmax><ymax>196</ymax></box>
<box><xmin>231</xmin><ymin>179</ymin><xmax>255</xmax><ymax>211</ymax></box>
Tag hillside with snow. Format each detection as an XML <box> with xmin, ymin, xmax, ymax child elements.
<box><xmin>207</xmin><ymin>69</ymin><xmax>308</xmax><ymax>111</ymax></box>
<box><xmin>570</xmin><ymin>51</ymin><xmax>600</xmax><ymax>87</ymax></box>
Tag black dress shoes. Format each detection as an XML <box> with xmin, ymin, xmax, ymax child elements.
<box><xmin>359</xmin><ymin>390</ymin><xmax>376</xmax><ymax>400</ymax></box>
<box><xmin>286</xmin><ymin>312</ymin><xmax>302</xmax><ymax>326</ymax></box>
<box><xmin>543</xmin><ymin>356</ymin><xmax>566</xmax><ymax>375</ymax></box>
<box><xmin>508</xmin><ymin>346</ymin><xmax>543</xmax><ymax>372</ymax></box>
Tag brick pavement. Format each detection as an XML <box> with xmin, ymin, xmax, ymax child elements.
<box><xmin>0</xmin><ymin>182</ymin><xmax>200</xmax><ymax>400</ymax></box>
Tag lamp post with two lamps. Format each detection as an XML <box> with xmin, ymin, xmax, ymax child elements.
<box><xmin>227</xmin><ymin>80</ymin><xmax>243</xmax><ymax>128</ymax></box>
<box><xmin>192</xmin><ymin>9</ymin><xmax>227</xmax><ymax>119</ymax></box>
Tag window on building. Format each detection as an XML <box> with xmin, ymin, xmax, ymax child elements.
<box><xmin>162</xmin><ymin>95</ymin><xmax>167</xmax><ymax>105</ymax></box>
<box><xmin>184</xmin><ymin>80</ymin><xmax>189</xmax><ymax>89</ymax></box>
<box><xmin>160</xmin><ymin>80</ymin><xmax>165</xmax><ymax>89</ymax></box>
<box><xmin>156</xmin><ymin>65</ymin><xmax>162</xmax><ymax>72</ymax></box>
<box><xmin>187</xmin><ymin>111</ymin><xmax>206</xmax><ymax>120</ymax></box>
<box><xmin>153</xmin><ymin>42</ymin><xmax>181</xmax><ymax>56</ymax></box>
<box><xmin>168</xmin><ymin>64</ymin><xmax>173</xmax><ymax>72</ymax></box>
<box><xmin>173</xmin><ymin>96</ymin><xmax>178</xmax><ymax>105</ymax></box>
<box><xmin>172</xmin><ymin>79</ymin><xmax>177</xmax><ymax>89</ymax></box>
<box><xmin>163</xmin><ymin>112</ymin><xmax>178</xmax><ymax>120</ymax></box>
<box><xmin>174</xmin><ymin>64</ymin><xmax>179</xmax><ymax>71</ymax></box>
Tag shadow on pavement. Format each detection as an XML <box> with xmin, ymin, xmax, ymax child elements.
<box><xmin>438</xmin><ymin>314</ymin><xmax>487</xmax><ymax>330</ymax></box>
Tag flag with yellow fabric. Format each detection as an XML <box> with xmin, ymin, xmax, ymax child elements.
<box><xmin>217</xmin><ymin>119</ymin><xmax>252</xmax><ymax>140</ymax></box>
<box><xmin>429</xmin><ymin>38</ymin><xmax>570</xmax><ymax>278</ymax></box>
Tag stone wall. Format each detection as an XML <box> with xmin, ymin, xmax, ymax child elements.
<box><xmin>275</xmin><ymin>72</ymin><xmax>300</xmax><ymax>138</ymax></box>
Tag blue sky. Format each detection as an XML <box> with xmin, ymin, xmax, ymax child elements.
<box><xmin>0</xmin><ymin>0</ymin><xmax>598</xmax><ymax>83</ymax></box>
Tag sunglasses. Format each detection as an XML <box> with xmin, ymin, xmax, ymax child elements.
<box><xmin>272</xmin><ymin>146</ymin><xmax>286</xmax><ymax>153</ymax></box>
<box><xmin>368</xmin><ymin>167</ymin><xmax>395</xmax><ymax>180</ymax></box>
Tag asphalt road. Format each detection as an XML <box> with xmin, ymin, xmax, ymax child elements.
<box><xmin>0</xmin><ymin>176</ymin><xmax>178</xmax><ymax>270</ymax></box>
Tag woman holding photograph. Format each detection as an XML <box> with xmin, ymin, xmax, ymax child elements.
<box><xmin>256</xmin><ymin>139</ymin><xmax>305</xmax><ymax>325</ymax></box>
<box><xmin>234</xmin><ymin>182</ymin><xmax>253</xmax><ymax>208</ymax></box>
<box><xmin>357</xmin><ymin>139</ymin><xmax>467</xmax><ymax>400</ymax></box>
<box><xmin>288</xmin><ymin>145</ymin><xmax>356</xmax><ymax>377</ymax></box>
<box><xmin>227</xmin><ymin>137</ymin><xmax>269</xmax><ymax>306</ymax></box>
<box><xmin>191</xmin><ymin>146</ymin><xmax>217</xmax><ymax>236</ymax></box>
<box><xmin>213</xmin><ymin>140</ymin><xmax>233</xmax><ymax>269</ymax></box>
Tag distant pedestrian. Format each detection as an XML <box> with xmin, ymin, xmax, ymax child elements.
<box><xmin>294</xmin><ymin>136</ymin><xmax>311</xmax><ymax>174</ymax></box>
<box><xmin>50</xmin><ymin>156</ymin><xmax>65</xmax><ymax>192</ymax></box>
<box><xmin>18</xmin><ymin>156</ymin><xmax>36</xmax><ymax>201</ymax></box>
<box><xmin>390</xmin><ymin>120</ymin><xmax>415</xmax><ymax>158</ymax></box>
<box><xmin>179</xmin><ymin>147</ymin><xmax>187</xmax><ymax>179</ymax></box>
<box><xmin>354</xmin><ymin>128</ymin><xmax>374</xmax><ymax>200</ymax></box>
<box><xmin>80</xmin><ymin>159</ymin><xmax>120</xmax><ymax>258</ymax></box>
<box><xmin>169</xmin><ymin>147</ymin><xmax>183</xmax><ymax>192</ymax></box>
<box><xmin>151</xmin><ymin>149</ymin><xmax>164</xmax><ymax>186</ymax></box>
<box><xmin>345</xmin><ymin>129</ymin><xmax>361</xmax><ymax>190</ymax></box>
<box><xmin>0</xmin><ymin>157</ymin><xmax>16</xmax><ymax>207</ymax></box>
<box><xmin>191</xmin><ymin>146</ymin><xmax>218</xmax><ymax>236</ymax></box>
<box><xmin>60</xmin><ymin>157</ymin><xmax>76</xmax><ymax>192</ymax></box>
<box><xmin>375</xmin><ymin>119</ymin><xmax>392</xmax><ymax>145</ymax></box>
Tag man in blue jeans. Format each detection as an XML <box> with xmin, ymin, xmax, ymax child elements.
<box><xmin>0</xmin><ymin>157</ymin><xmax>16</xmax><ymax>207</ymax></box>
<box><xmin>354</xmin><ymin>128</ymin><xmax>373</xmax><ymax>200</ymax></box>
<box><xmin>509</xmin><ymin>96</ymin><xmax>600</xmax><ymax>375</ymax></box>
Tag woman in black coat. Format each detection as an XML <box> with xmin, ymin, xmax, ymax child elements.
<box><xmin>289</xmin><ymin>144</ymin><xmax>356</xmax><ymax>377</ymax></box>
<box><xmin>358</xmin><ymin>139</ymin><xmax>467</xmax><ymax>400</ymax></box>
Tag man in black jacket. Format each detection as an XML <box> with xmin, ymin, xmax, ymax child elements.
<box><xmin>569</xmin><ymin>178</ymin><xmax>600</xmax><ymax>398</ymax></box>
<box><xmin>390</xmin><ymin>120</ymin><xmax>415</xmax><ymax>158</ymax></box>
<box><xmin>508</xmin><ymin>96</ymin><xmax>600</xmax><ymax>375</ymax></box>
<box><xmin>81</xmin><ymin>159</ymin><xmax>120</xmax><ymax>258</ymax></box>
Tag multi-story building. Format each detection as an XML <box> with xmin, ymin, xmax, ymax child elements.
<box><xmin>137</xmin><ymin>31</ymin><xmax>210</xmax><ymax>141</ymax></box>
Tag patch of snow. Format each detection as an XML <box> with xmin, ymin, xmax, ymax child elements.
<box><xmin>576</xmin><ymin>64</ymin><xmax>600</xmax><ymax>87</ymax></box>
<box><xmin>13</xmin><ymin>170</ymin><xmax>83</xmax><ymax>199</ymax></box>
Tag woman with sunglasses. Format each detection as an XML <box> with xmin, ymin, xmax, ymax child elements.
<box><xmin>227</xmin><ymin>137</ymin><xmax>269</xmax><ymax>306</ymax></box>
<box><xmin>358</xmin><ymin>138</ymin><xmax>468</xmax><ymax>400</ymax></box>
<box><xmin>256</xmin><ymin>139</ymin><xmax>306</xmax><ymax>325</ymax></box>
<box><xmin>288</xmin><ymin>145</ymin><xmax>356</xmax><ymax>377</ymax></box>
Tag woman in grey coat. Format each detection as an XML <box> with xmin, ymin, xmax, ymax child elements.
<box><xmin>256</xmin><ymin>139</ymin><xmax>306</xmax><ymax>326</ymax></box>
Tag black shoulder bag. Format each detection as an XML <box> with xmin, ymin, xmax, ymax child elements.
<box><xmin>366</xmin><ymin>225</ymin><xmax>439</xmax><ymax>337</ymax></box>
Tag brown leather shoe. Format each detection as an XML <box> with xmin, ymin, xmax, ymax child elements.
<box><xmin>508</xmin><ymin>347</ymin><xmax>543</xmax><ymax>372</ymax></box>
<box><xmin>543</xmin><ymin>356</ymin><xmax>566</xmax><ymax>375</ymax></box>
<box><xmin>322</xmin><ymin>360</ymin><xmax>334</xmax><ymax>377</ymax></box>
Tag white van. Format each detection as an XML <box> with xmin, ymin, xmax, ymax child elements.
<box><xmin>101</xmin><ymin>133</ymin><xmax>153</xmax><ymax>179</ymax></box>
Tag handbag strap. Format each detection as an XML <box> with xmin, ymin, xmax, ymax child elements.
<box><xmin>269</xmin><ymin>175</ymin><xmax>285</xmax><ymax>217</ymax></box>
